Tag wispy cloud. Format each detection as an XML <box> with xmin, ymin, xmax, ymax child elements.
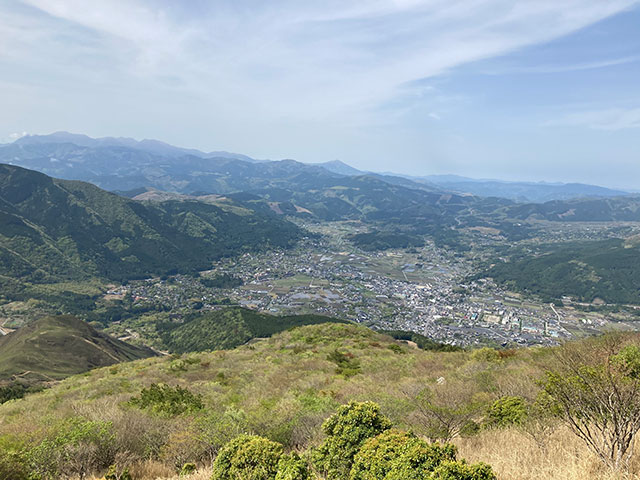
<box><xmin>546</xmin><ymin>108</ymin><xmax>640</xmax><ymax>130</ymax></box>
<box><xmin>3</xmin><ymin>0</ymin><xmax>638</xmax><ymax>122</ymax></box>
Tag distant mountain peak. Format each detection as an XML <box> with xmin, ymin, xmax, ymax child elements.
<box><xmin>315</xmin><ymin>160</ymin><xmax>363</xmax><ymax>176</ymax></box>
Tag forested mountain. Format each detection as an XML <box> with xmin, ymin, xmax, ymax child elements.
<box><xmin>0</xmin><ymin>315</ymin><xmax>156</xmax><ymax>382</ymax></box>
<box><xmin>0</xmin><ymin>164</ymin><xmax>300</xmax><ymax>286</ymax></box>
<box><xmin>422</xmin><ymin>176</ymin><xmax>627</xmax><ymax>203</ymax></box>
<box><xmin>479</xmin><ymin>238</ymin><xmax>640</xmax><ymax>304</ymax></box>
<box><xmin>158</xmin><ymin>307</ymin><xmax>346</xmax><ymax>353</ymax></box>
<box><xmin>504</xmin><ymin>196</ymin><xmax>640</xmax><ymax>222</ymax></box>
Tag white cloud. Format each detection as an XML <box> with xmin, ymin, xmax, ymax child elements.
<box><xmin>3</xmin><ymin>0</ymin><xmax>638</xmax><ymax>123</ymax></box>
<box><xmin>546</xmin><ymin>108</ymin><xmax>640</xmax><ymax>130</ymax></box>
<box><xmin>8</xmin><ymin>131</ymin><xmax>28</xmax><ymax>140</ymax></box>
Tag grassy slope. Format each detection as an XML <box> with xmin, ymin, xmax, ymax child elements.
<box><xmin>0</xmin><ymin>315</ymin><xmax>156</xmax><ymax>382</ymax></box>
<box><xmin>0</xmin><ymin>323</ymin><xmax>546</xmax><ymax>441</ymax></box>
<box><xmin>2</xmin><ymin>323</ymin><xmax>638</xmax><ymax>480</ymax></box>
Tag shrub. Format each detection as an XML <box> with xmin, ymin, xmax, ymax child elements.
<box><xmin>211</xmin><ymin>434</ymin><xmax>284</xmax><ymax>480</ymax></box>
<box><xmin>180</xmin><ymin>462</ymin><xmax>196</xmax><ymax>476</ymax></box>
<box><xmin>129</xmin><ymin>383</ymin><xmax>204</xmax><ymax>416</ymax></box>
<box><xmin>275</xmin><ymin>452</ymin><xmax>311</xmax><ymax>480</ymax></box>
<box><xmin>382</xmin><ymin>438</ymin><xmax>458</xmax><ymax>480</ymax></box>
<box><xmin>544</xmin><ymin>336</ymin><xmax>640</xmax><ymax>470</ymax></box>
<box><xmin>311</xmin><ymin>401</ymin><xmax>392</xmax><ymax>479</ymax></box>
<box><xmin>327</xmin><ymin>349</ymin><xmax>361</xmax><ymax>378</ymax></box>
<box><xmin>470</xmin><ymin>348</ymin><xmax>500</xmax><ymax>363</ymax></box>
<box><xmin>105</xmin><ymin>463</ymin><xmax>132</xmax><ymax>480</ymax></box>
<box><xmin>28</xmin><ymin>418</ymin><xmax>115</xmax><ymax>480</ymax></box>
<box><xmin>350</xmin><ymin>429</ymin><xmax>457</xmax><ymax>480</ymax></box>
<box><xmin>429</xmin><ymin>460</ymin><xmax>496</xmax><ymax>480</ymax></box>
<box><xmin>0</xmin><ymin>436</ymin><xmax>29</xmax><ymax>480</ymax></box>
<box><xmin>486</xmin><ymin>396</ymin><xmax>528</xmax><ymax>428</ymax></box>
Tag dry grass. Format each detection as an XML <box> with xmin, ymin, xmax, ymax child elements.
<box><xmin>87</xmin><ymin>464</ymin><xmax>212</xmax><ymax>480</ymax></box>
<box><xmin>455</xmin><ymin>425</ymin><xmax>640</xmax><ymax>480</ymax></box>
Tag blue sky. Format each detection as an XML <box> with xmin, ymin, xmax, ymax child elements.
<box><xmin>1</xmin><ymin>1</ymin><xmax>639</xmax><ymax>188</ymax></box>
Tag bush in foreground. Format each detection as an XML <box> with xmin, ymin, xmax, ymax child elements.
<box><xmin>211</xmin><ymin>434</ymin><xmax>283</xmax><ymax>480</ymax></box>
<box><xmin>210</xmin><ymin>402</ymin><xmax>496</xmax><ymax>480</ymax></box>
<box><xmin>311</xmin><ymin>401</ymin><xmax>392</xmax><ymax>479</ymax></box>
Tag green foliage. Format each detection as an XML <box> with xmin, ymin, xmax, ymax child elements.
<box><xmin>0</xmin><ymin>383</ymin><xmax>31</xmax><ymax>404</ymax></box>
<box><xmin>380</xmin><ymin>330</ymin><xmax>462</xmax><ymax>352</ymax></box>
<box><xmin>275</xmin><ymin>453</ymin><xmax>311</xmax><ymax>480</ymax></box>
<box><xmin>0</xmin><ymin>164</ymin><xmax>301</xmax><ymax>289</ymax></box>
<box><xmin>160</xmin><ymin>308</ymin><xmax>345</xmax><ymax>354</ymax></box>
<box><xmin>105</xmin><ymin>464</ymin><xmax>132</xmax><ymax>480</ymax></box>
<box><xmin>327</xmin><ymin>349</ymin><xmax>361</xmax><ymax>378</ymax></box>
<box><xmin>180</xmin><ymin>463</ymin><xmax>197</xmax><ymax>476</ymax></box>
<box><xmin>0</xmin><ymin>436</ymin><xmax>29</xmax><ymax>480</ymax></box>
<box><xmin>480</xmin><ymin>239</ymin><xmax>640</xmax><ymax>304</ymax></box>
<box><xmin>130</xmin><ymin>383</ymin><xmax>204</xmax><ymax>416</ymax></box>
<box><xmin>27</xmin><ymin>418</ymin><xmax>115</xmax><ymax>480</ymax></box>
<box><xmin>211</xmin><ymin>434</ymin><xmax>284</xmax><ymax>480</ymax></box>
<box><xmin>542</xmin><ymin>337</ymin><xmax>640</xmax><ymax>470</ymax></box>
<box><xmin>350</xmin><ymin>429</ymin><xmax>457</xmax><ymax>480</ymax></box>
<box><xmin>471</xmin><ymin>348</ymin><xmax>501</xmax><ymax>363</ymax></box>
<box><xmin>312</xmin><ymin>401</ymin><xmax>392</xmax><ymax>479</ymax></box>
<box><xmin>486</xmin><ymin>396</ymin><xmax>528</xmax><ymax>428</ymax></box>
<box><xmin>612</xmin><ymin>345</ymin><xmax>640</xmax><ymax>378</ymax></box>
<box><xmin>430</xmin><ymin>460</ymin><xmax>496</xmax><ymax>480</ymax></box>
<box><xmin>200</xmin><ymin>274</ymin><xmax>244</xmax><ymax>289</ymax></box>
<box><xmin>348</xmin><ymin>231</ymin><xmax>424</xmax><ymax>251</ymax></box>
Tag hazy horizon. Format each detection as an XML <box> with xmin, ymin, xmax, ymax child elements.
<box><xmin>2</xmin><ymin>1</ymin><xmax>639</xmax><ymax>189</ymax></box>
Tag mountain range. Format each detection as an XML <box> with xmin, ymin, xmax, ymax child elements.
<box><xmin>1</xmin><ymin>132</ymin><xmax>628</xmax><ymax>203</ymax></box>
<box><xmin>0</xmin><ymin>163</ymin><xmax>300</xmax><ymax>290</ymax></box>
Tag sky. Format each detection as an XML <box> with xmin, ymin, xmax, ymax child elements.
<box><xmin>1</xmin><ymin>1</ymin><xmax>639</xmax><ymax>188</ymax></box>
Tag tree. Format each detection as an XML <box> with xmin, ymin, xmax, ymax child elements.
<box><xmin>430</xmin><ymin>460</ymin><xmax>496</xmax><ymax>480</ymax></box>
<box><xmin>406</xmin><ymin>381</ymin><xmax>488</xmax><ymax>442</ymax></box>
<box><xmin>211</xmin><ymin>434</ymin><xmax>283</xmax><ymax>480</ymax></box>
<box><xmin>275</xmin><ymin>453</ymin><xmax>311</xmax><ymax>480</ymax></box>
<box><xmin>350</xmin><ymin>429</ymin><xmax>456</xmax><ymax>480</ymax></box>
<box><xmin>544</xmin><ymin>335</ymin><xmax>640</xmax><ymax>471</ymax></box>
<box><xmin>311</xmin><ymin>401</ymin><xmax>392</xmax><ymax>479</ymax></box>
<box><xmin>485</xmin><ymin>396</ymin><xmax>528</xmax><ymax>428</ymax></box>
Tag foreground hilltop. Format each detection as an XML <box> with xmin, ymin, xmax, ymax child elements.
<box><xmin>2</xmin><ymin>322</ymin><xmax>635</xmax><ymax>479</ymax></box>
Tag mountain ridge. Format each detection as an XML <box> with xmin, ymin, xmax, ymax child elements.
<box><xmin>0</xmin><ymin>315</ymin><xmax>157</xmax><ymax>383</ymax></box>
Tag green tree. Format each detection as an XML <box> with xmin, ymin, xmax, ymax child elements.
<box><xmin>544</xmin><ymin>336</ymin><xmax>640</xmax><ymax>471</ymax></box>
<box><xmin>129</xmin><ymin>383</ymin><xmax>203</xmax><ymax>416</ymax></box>
<box><xmin>311</xmin><ymin>401</ymin><xmax>392</xmax><ymax>479</ymax></box>
<box><xmin>211</xmin><ymin>435</ymin><xmax>283</xmax><ymax>480</ymax></box>
<box><xmin>430</xmin><ymin>460</ymin><xmax>496</xmax><ymax>480</ymax></box>
<box><xmin>350</xmin><ymin>429</ymin><xmax>457</xmax><ymax>480</ymax></box>
<box><xmin>485</xmin><ymin>396</ymin><xmax>528</xmax><ymax>428</ymax></box>
<box><xmin>275</xmin><ymin>453</ymin><xmax>311</xmax><ymax>480</ymax></box>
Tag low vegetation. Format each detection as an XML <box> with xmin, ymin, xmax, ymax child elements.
<box><xmin>0</xmin><ymin>323</ymin><xmax>638</xmax><ymax>479</ymax></box>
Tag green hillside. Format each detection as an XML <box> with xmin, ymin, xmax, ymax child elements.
<box><xmin>0</xmin><ymin>164</ymin><xmax>300</xmax><ymax>291</ymax></box>
<box><xmin>1</xmin><ymin>323</ymin><xmax>639</xmax><ymax>479</ymax></box>
<box><xmin>480</xmin><ymin>238</ymin><xmax>640</xmax><ymax>304</ymax></box>
<box><xmin>0</xmin><ymin>315</ymin><xmax>156</xmax><ymax>383</ymax></box>
<box><xmin>158</xmin><ymin>307</ymin><xmax>347</xmax><ymax>353</ymax></box>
